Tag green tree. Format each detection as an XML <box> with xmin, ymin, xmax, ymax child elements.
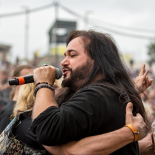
<box><xmin>147</xmin><ymin>39</ymin><xmax>155</xmax><ymax>63</ymax></box>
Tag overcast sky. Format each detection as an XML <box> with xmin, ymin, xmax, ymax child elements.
<box><xmin>0</xmin><ymin>0</ymin><xmax>155</xmax><ymax>64</ymax></box>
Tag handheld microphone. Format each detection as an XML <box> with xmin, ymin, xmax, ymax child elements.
<box><xmin>9</xmin><ymin>68</ymin><xmax>62</xmax><ymax>86</ymax></box>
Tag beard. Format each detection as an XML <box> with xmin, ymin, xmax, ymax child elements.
<box><xmin>61</xmin><ymin>59</ymin><xmax>92</xmax><ymax>89</ymax></box>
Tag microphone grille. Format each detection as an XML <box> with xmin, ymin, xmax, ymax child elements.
<box><xmin>55</xmin><ymin>68</ymin><xmax>62</xmax><ymax>79</ymax></box>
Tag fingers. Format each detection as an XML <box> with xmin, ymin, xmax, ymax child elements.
<box><xmin>136</xmin><ymin>113</ymin><xmax>143</xmax><ymax>119</ymax></box>
<box><xmin>136</xmin><ymin>113</ymin><xmax>145</xmax><ymax>124</ymax></box>
<box><xmin>136</xmin><ymin>113</ymin><xmax>146</xmax><ymax>129</ymax></box>
<box><xmin>139</xmin><ymin>64</ymin><xmax>145</xmax><ymax>76</ymax></box>
<box><xmin>140</xmin><ymin>66</ymin><xmax>153</xmax><ymax>89</ymax></box>
<box><xmin>136</xmin><ymin>113</ymin><xmax>145</xmax><ymax>125</ymax></box>
<box><xmin>136</xmin><ymin>113</ymin><xmax>140</xmax><ymax>116</ymax></box>
<box><xmin>148</xmin><ymin>79</ymin><xmax>153</xmax><ymax>87</ymax></box>
<box><xmin>135</xmin><ymin>113</ymin><xmax>147</xmax><ymax>140</ymax></box>
<box><xmin>143</xmin><ymin>69</ymin><xmax>149</xmax><ymax>79</ymax></box>
<box><xmin>126</xmin><ymin>102</ymin><xmax>133</xmax><ymax>124</ymax></box>
<box><xmin>33</xmin><ymin>66</ymin><xmax>56</xmax><ymax>84</ymax></box>
<box><xmin>141</xmin><ymin>70</ymin><xmax>148</xmax><ymax>84</ymax></box>
<box><xmin>145</xmin><ymin>78</ymin><xmax>153</xmax><ymax>88</ymax></box>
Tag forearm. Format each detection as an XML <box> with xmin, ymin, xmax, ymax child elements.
<box><xmin>44</xmin><ymin>127</ymin><xmax>135</xmax><ymax>155</ymax></box>
<box><xmin>68</xmin><ymin>127</ymin><xmax>135</xmax><ymax>155</ymax></box>
<box><xmin>32</xmin><ymin>88</ymin><xmax>58</xmax><ymax>120</ymax></box>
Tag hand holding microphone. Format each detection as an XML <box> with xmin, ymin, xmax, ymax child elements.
<box><xmin>9</xmin><ymin>66</ymin><xmax>62</xmax><ymax>86</ymax></box>
<box><xmin>34</xmin><ymin>66</ymin><xmax>62</xmax><ymax>85</ymax></box>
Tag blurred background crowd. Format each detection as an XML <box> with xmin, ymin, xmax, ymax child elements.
<box><xmin>0</xmin><ymin>0</ymin><xmax>155</xmax><ymax>125</ymax></box>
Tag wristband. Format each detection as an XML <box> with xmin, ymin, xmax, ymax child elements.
<box><xmin>125</xmin><ymin>124</ymin><xmax>139</xmax><ymax>142</ymax></box>
<box><xmin>36</xmin><ymin>82</ymin><xmax>53</xmax><ymax>87</ymax></box>
<box><xmin>34</xmin><ymin>84</ymin><xmax>55</xmax><ymax>97</ymax></box>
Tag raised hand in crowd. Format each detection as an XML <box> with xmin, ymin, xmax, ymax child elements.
<box><xmin>135</xmin><ymin>64</ymin><xmax>153</xmax><ymax>94</ymax></box>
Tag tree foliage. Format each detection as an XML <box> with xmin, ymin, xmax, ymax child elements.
<box><xmin>147</xmin><ymin>39</ymin><xmax>155</xmax><ymax>62</ymax></box>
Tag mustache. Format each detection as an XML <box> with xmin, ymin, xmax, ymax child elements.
<box><xmin>62</xmin><ymin>67</ymin><xmax>72</xmax><ymax>72</ymax></box>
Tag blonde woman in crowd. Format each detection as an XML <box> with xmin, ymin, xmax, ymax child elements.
<box><xmin>11</xmin><ymin>83</ymin><xmax>35</xmax><ymax>118</ymax></box>
<box><xmin>3</xmin><ymin>80</ymin><xmax>62</xmax><ymax>154</ymax></box>
<box><xmin>10</xmin><ymin>83</ymin><xmax>49</xmax><ymax>154</ymax></box>
<box><xmin>0</xmin><ymin>65</ymin><xmax>34</xmax><ymax>133</ymax></box>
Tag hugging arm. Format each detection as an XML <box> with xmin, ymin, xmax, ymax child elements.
<box><xmin>43</xmin><ymin>102</ymin><xmax>146</xmax><ymax>155</ymax></box>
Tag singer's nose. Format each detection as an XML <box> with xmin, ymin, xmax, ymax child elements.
<box><xmin>61</xmin><ymin>57</ymin><xmax>69</xmax><ymax>67</ymax></box>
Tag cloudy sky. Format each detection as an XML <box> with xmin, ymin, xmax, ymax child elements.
<box><xmin>0</xmin><ymin>0</ymin><xmax>155</xmax><ymax>63</ymax></box>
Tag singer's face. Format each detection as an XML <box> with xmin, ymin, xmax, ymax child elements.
<box><xmin>61</xmin><ymin>37</ymin><xmax>93</xmax><ymax>89</ymax></box>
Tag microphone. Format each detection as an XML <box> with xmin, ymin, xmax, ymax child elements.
<box><xmin>9</xmin><ymin>68</ymin><xmax>62</xmax><ymax>86</ymax></box>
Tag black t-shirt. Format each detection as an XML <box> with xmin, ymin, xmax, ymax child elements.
<box><xmin>12</xmin><ymin>114</ymin><xmax>45</xmax><ymax>150</ymax></box>
<box><xmin>31</xmin><ymin>84</ymin><xmax>139</xmax><ymax>155</ymax></box>
<box><xmin>0</xmin><ymin>100</ymin><xmax>16</xmax><ymax>134</ymax></box>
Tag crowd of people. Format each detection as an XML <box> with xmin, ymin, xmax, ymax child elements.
<box><xmin>0</xmin><ymin>30</ymin><xmax>155</xmax><ymax>154</ymax></box>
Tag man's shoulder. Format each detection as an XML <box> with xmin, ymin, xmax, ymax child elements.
<box><xmin>75</xmin><ymin>83</ymin><xmax>116</xmax><ymax>98</ymax></box>
<box><xmin>80</xmin><ymin>83</ymin><xmax>114</xmax><ymax>93</ymax></box>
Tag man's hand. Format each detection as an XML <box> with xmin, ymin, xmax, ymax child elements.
<box><xmin>33</xmin><ymin>66</ymin><xmax>56</xmax><ymax>85</ymax></box>
<box><xmin>139</xmin><ymin>133</ymin><xmax>155</xmax><ymax>155</ymax></box>
<box><xmin>126</xmin><ymin>102</ymin><xmax>146</xmax><ymax>141</ymax></box>
<box><xmin>135</xmin><ymin>64</ymin><xmax>153</xmax><ymax>93</ymax></box>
